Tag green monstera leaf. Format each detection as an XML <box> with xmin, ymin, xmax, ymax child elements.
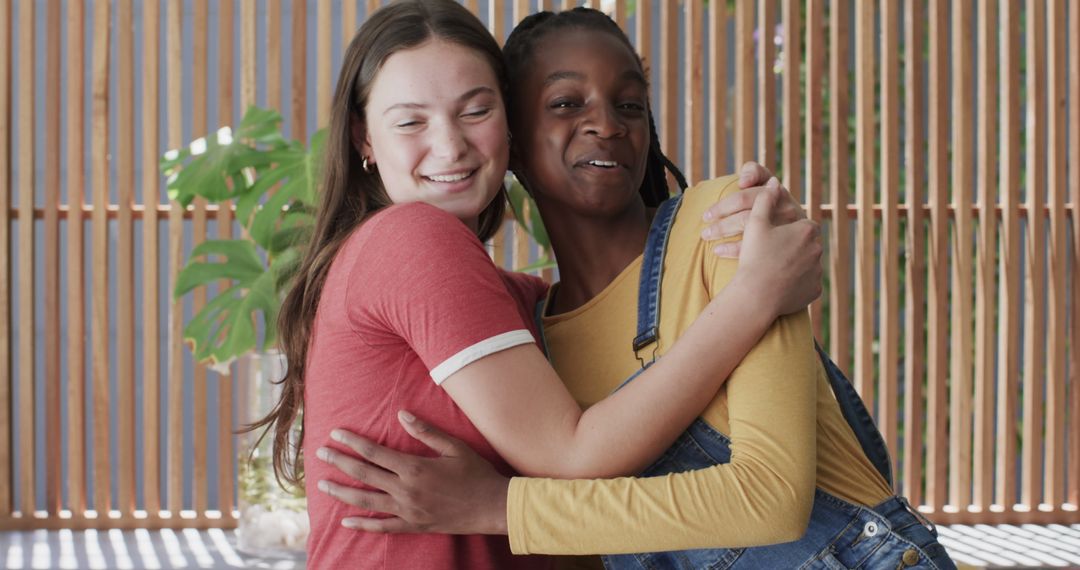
<box><xmin>163</xmin><ymin>105</ymin><xmax>323</xmax><ymax>368</ymax></box>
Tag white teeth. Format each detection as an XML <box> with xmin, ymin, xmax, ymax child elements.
<box><xmin>588</xmin><ymin>160</ymin><xmax>618</xmax><ymax>168</ymax></box>
<box><xmin>426</xmin><ymin>171</ymin><xmax>472</xmax><ymax>183</ymax></box>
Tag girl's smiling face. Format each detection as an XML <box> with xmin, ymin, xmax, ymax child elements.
<box><xmin>511</xmin><ymin>28</ymin><xmax>652</xmax><ymax>218</ymax></box>
<box><xmin>361</xmin><ymin>38</ymin><xmax>510</xmax><ymax>230</ymax></box>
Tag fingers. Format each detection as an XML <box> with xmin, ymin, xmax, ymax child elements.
<box><xmin>397</xmin><ymin>410</ymin><xmax>465</xmax><ymax>458</ymax></box>
<box><xmin>317</xmin><ymin>479</ymin><xmax>401</xmax><ymax>516</ymax></box>
<box><xmin>316</xmin><ymin>446</ymin><xmax>398</xmax><ymax>491</ymax></box>
<box><xmin>712</xmin><ymin>241</ymin><xmax>741</xmax><ymax>258</ymax></box>
<box><xmin>703</xmin><ymin>177</ymin><xmax>782</xmax><ymax>222</ymax></box>
<box><xmin>702</xmin><ymin>210</ymin><xmax>750</xmax><ymax>240</ymax></box>
<box><xmin>738</xmin><ymin>161</ymin><xmax>773</xmax><ymax>188</ymax></box>
<box><xmin>329</xmin><ymin>428</ymin><xmax>412</xmax><ymax>474</ymax></box>
<box><xmin>342</xmin><ymin>516</ymin><xmax>424</xmax><ymax>534</ymax></box>
<box><xmin>747</xmin><ymin>184</ymin><xmax>779</xmax><ymax>225</ymax></box>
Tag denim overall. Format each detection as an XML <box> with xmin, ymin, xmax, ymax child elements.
<box><xmin>540</xmin><ymin>194</ymin><xmax>955</xmax><ymax>569</ymax></box>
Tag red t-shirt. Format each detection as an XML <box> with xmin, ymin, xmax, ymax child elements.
<box><xmin>304</xmin><ymin>202</ymin><xmax>553</xmax><ymax>570</ymax></box>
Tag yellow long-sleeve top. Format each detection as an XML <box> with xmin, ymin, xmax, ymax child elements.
<box><xmin>507</xmin><ymin>175</ymin><xmax>893</xmax><ymax>561</ymax></box>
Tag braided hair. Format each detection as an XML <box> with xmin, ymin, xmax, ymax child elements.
<box><xmin>503</xmin><ymin>7</ymin><xmax>688</xmax><ymax>208</ymax></box>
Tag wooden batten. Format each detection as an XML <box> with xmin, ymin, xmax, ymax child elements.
<box><xmin>902</xmin><ymin>0</ymin><xmax>927</xmax><ymax>507</ymax></box>
<box><xmin>878</xmin><ymin>0</ymin><xmax>900</xmax><ymax>481</ymax></box>
<box><xmin>948</xmin><ymin>0</ymin><xmax>974</xmax><ymax>512</ymax></box>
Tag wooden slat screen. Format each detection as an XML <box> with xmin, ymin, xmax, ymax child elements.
<box><xmin>1</xmin><ymin>0</ymin><xmax>1077</xmax><ymax>530</ymax></box>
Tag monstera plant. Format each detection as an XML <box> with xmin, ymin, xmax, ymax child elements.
<box><xmin>162</xmin><ymin>106</ymin><xmax>323</xmax><ymax>371</ymax></box>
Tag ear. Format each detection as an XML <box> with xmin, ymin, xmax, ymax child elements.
<box><xmin>350</xmin><ymin>113</ymin><xmax>373</xmax><ymax>162</ymax></box>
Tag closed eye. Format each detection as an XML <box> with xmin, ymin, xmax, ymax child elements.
<box><xmin>462</xmin><ymin>107</ymin><xmax>492</xmax><ymax>119</ymax></box>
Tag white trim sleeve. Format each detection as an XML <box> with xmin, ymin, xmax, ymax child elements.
<box><xmin>430</xmin><ymin>329</ymin><xmax>535</xmax><ymax>385</ymax></box>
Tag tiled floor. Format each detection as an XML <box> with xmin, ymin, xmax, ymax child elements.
<box><xmin>937</xmin><ymin>523</ymin><xmax>1080</xmax><ymax>568</ymax></box>
<box><xmin>0</xmin><ymin>528</ymin><xmax>304</xmax><ymax>569</ymax></box>
<box><xmin>2</xmin><ymin>525</ymin><xmax>1079</xmax><ymax>569</ymax></box>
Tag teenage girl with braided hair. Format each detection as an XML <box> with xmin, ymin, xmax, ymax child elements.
<box><xmin>251</xmin><ymin>1</ymin><xmax>821</xmax><ymax>568</ymax></box>
<box><xmin>317</xmin><ymin>7</ymin><xmax>956</xmax><ymax>570</ymax></box>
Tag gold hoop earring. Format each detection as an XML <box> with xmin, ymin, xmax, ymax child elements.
<box><xmin>362</xmin><ymin>155</ymin><xmax>375</xmax><ymax>174</ymax></box>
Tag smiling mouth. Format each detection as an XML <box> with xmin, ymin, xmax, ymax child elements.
<box><xmin>424</xmin><ymin>170</ymin><xmax>476</xmax><ymax>183</ymax></box>
<box><xmin>586</xmin><ymin>159</ymin><xmax>620</xmax><ymax>168</ymax></box>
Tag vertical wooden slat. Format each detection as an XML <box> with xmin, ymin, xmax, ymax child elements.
<box><xmin>513</xmin><ymin>222</ymin><xmax>529</xmax><ymax>275</ymax></box>
<box><xmin>1043</xmin><ymin>0</ymin><xmax>1067</xmax><ymax>509</ymax></box>
<box><xmin>734</xmin><ymin>0</ymin><xmax>753</xmax><ymax>167</ymax></box>
<box><xmin>343</xmin><ymin>0</ymin><xmax>357</xmax><ymax>46</ymax></box>
<box><xmin>707</xmin><ymin>0</ymin><xmax>726</xmax><ymax>179</ymax></box>
<box><xmin>512</xmin><ymin>0</ymin><xmax>528</xmax><ymax>26</ymax></box>
<box><xmin>902</xmin><ymin>0</ymin><xmax>926</xmax><ymax>508</ymax></box>
<box><xmin>65</xmin><ymin>0</ymin><xmax>87</xmax><ymax>518</ymax></box>
<box><xmin>949</xmin><ymin>0</ymin><xmax>974</xmax><ymax>512</ymax></box>
<box><xmin>756</xmin><ymin>0</ymin><xmax>776</xmax><ymax>171</ymax></box>
<box><xmin>488</xmin><ymin>0</ymin><xmax>504</xmax><ymax>45</ymax></box>
<box><xmin>612</xmin><ymin>0</ymin><xmax>626</xmax><ymax>32</ymax></box>
<box><xmin>683</xmin><ymin>0</ymin><xmax>703</xmax><ymax>185</ymax></box>
<box><xmin>1068</xmin><ymin>0</ymin><xmax>1080</xmax><ymax>509</ymax></box>
<box><xmin>878</xmin><ymin>0</ymin><xmax>900</xmax><ymax>477</ymax></box>
<box><xmin>996</xmin><ymin>0</ymin><xmax>1021</xmax><ymax>511</ymax></box>
<box><xmin>1021</xmin><ymin>0</ymin><xmax>1046</xmax><ymax>511</ymax></box>
<box><xmin>852</xmin><ymin>0</ymin><xmax>874</xmax><ymax>404</ymax></box>
<box><xmin>142</xmin><ymin>0</ymin><xmax>161</xmax><ymax>518</ymax></box>
<box><xmin>44</xmin><ymin>0</ymin><xmax>63</xmax><ymax>516</ymax></box>
<box><xmin>91</xmin><ymin>0</ymin><xmax>111</xmax><ymax>516</ymax></box>
<box><xmin>514</xmin><ymin>0</ymin><xmax>531</xmax><ymax>29</ymax></box>
<box><xmin>242</xmin><ymin>0</ymin><xmax>256</xmax><ymax>112</ymax></box>
<box><xmin>291</xmin><ymin>0</ymin><xmax>307</xmax><ymax>140</ymax></box>
<box><xmin>827</xmin><ymin>0</ymin><xmax>850</xmax><ymax>369</ymax></box>
<box><xmin>973</xmin><ymin>0</ymin><xmax>998</xmax><ymax>513</ymax></box>
<box><xmin>367</xmin><ymin>0</ymin><xmax>381</xmax><ymax>16</ymax></box>
<box><xmin>635</xmin><ymin>0</ymin><xmax>651</xmax><ymax>83</ymax></box>
<box><xmin>781</xmin><ymin>0</ymin><xmax>800</xmax><ymax>196</ymax></box>
<box><xmin>317</xmin><ymin>0</ymin><xmax>331</xmax><ymax>128</ymax></box>
<box><xmin>220</xmin><ymin>1</ymin><xmax>235</xmax><ymax>128</ymax></box>
<box><xmin>218</xmin><ymin>0</ymin><xmax>240</xmax><ymax>522</ymax></box>
<box><xmin>659</xmin><ymin>0</ymin><xmax>677</xmax><ymax>185</ymax></box>
<box><xmin>267</xmin><ymin>0</ymin><xmax>282</xmax><ymax>114</ymax></box>
<box><xmin>166</xmin><ymin>0</ymin><xmax>184</xmax><ymax>518</ymax></box>
<box><xmin>805</xmin><ymin>0</ymin><xmax>823</xmax><ymax>337</ymax></box>
<box><xmin>925</xmin><ymin>0</ymin><xmax>949</xmax><ymax>513</ymax></box>
<box><xmin>117</xmin><ymin>0</ymin><xmax>137</xmax><ymax>519</ymax></box>
<box><xmin>0</xmin><ymin>0</ymin><xmax>9</xmax><ymax>519</ymax></box>
<box><xmin>192</xmin><ymin>0</ymin><xmax>210</xmax><ymax>518</ymax></box>
<box><xmin>17</xmin><ymin>0</ymin><xmax>36</xmax><ymax>517</ymax></box>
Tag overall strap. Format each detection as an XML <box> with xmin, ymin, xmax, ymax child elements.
<box><xmin>814</xmin><ymin>344</ymin><xmax>895</xmax><ymax>486</ymax></box>
<box><xmin>630</xmin><ymin>191</ymin><xmax>895</xmax><ymax>485</ymax></box>
<box><xmin>633</xmin><ymin>195</ymin><xmax>684</xmax><ymax>367</ymax></box>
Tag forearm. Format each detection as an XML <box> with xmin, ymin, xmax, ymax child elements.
<box><xmin>444</xmin><ymin>277</ymin><xmax>779</xmax><ymax>480</ymax></box>
<box><xmin>558</xmin><ymin>274</ymin><xmax>779</xmax><ymax>477</ymax></box>
<box><xmin>509</xmin><ymin>313</ymin><xmax>819</xmax><ymax>554</ymax></box>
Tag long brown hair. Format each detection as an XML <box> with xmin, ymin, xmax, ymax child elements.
<box><xmin>246</xmin><ymin>0</ymin><xmax>509</xmax><ymax>490</ymax></box>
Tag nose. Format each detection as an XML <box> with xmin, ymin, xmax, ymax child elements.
<box><xmin>431</xmin><ymin>119</ymin><xmax>469</xmax><ymax>161</ymax></box>
<box><xmin>582</xmin><ymin>104</ymin><xmax>627</xmax><ymax>139</ymax></box>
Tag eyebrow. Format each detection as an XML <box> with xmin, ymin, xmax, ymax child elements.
<box><xmin>383</xmin><ymin>86</ymin><xmax>497</xmax><ymax>115</ymax></box>
<box><xmin>542</xmin><ymin>69</ymin><xmax>649</xmax><ymax>88</ymax></box>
